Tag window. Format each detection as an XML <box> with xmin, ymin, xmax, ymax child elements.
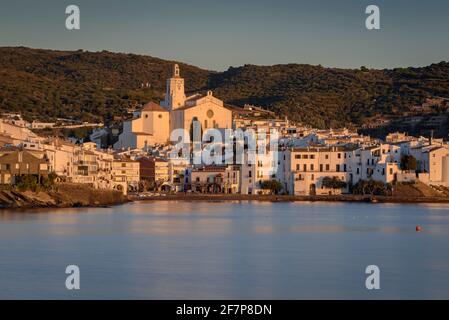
<box><xmin>326</xmin><ymin>164</ymin><xmax>330</xmax><ymax>171</ymax></box>
<box><xmin>356</xmin><ymin>168</ymin><xmax>360</xmax><ymax>174</ymax></box>
<box><xmin>310</xmin><ymin>164</ymin><xmax>314</xmax><ymax>171</ymax></box>
<box><xmin>303</xmin><ymin>155</ymin><xmax>309</xmax><ymax>159</ymax></box>
<box><xmin>336</xmin><ymin>164</ymin><xmax>340</xmax><ymax>172</ymax></box>
<box><xmin>303</xmin><ymin>164</ymin><xmax>307</xmax><ymax>172</ymax></box>
<box><xmin>295</xmin><ymin>155</ymin><xmax>301</xmax><ymax>159</ymax></box>
<box><xmin>249</xmin><ymin>171</ymin><xmax>252</xmax><ymax>178</ymax></box>
<box><xmin>320</xmin><ymin>164</ymin><xmax>323</xmax><ymax>172</ymax></box>
<box><xmin>325</xmin><ymin>155</ymin><xmax>329</xmax><ymax>160</ymax></box>
<box><xmin>338</xmin><ymin>153</ymin><xmax>341</xmax><ymax>159</ymax></box>
<box><xmin>204</xmin><ymin>120</ymin><xmax>208</xmax><ymax>128</ymax></box>
<box><xmin>310</xmin><ymin>155</ymin><xmax>315</xmax><ymax>159</ymax></box>
<box><xmin>296</xmin><ymin>164</ymin><xmax>300</xmax><ymax>171</ymax></box>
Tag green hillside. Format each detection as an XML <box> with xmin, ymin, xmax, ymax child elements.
<box><xmin>1</xmin><ymin>47</ymin><xmax>448</xmax><ymax>129</ymax></box>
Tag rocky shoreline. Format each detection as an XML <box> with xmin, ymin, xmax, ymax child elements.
<box><xmin>0</xmin><ymin>183</ymin><xmax>128</xmax><ymax>209</ymax></box>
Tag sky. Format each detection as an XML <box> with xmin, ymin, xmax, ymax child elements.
<box><xmin>0</xmin><ymin>0</ymin><xmax>448</xmax><ymax>71</ymax></box>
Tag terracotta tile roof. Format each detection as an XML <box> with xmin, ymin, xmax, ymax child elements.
<box><xmin>141</xmin><ymin>102</ymin><xmax>168</xmax><ymax>112</ymax></box>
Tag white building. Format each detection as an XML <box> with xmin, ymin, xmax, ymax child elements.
<box><xmin>114</xmin><ymin>102</ymin><xmax>170</xmax><ymax>149</ymax></box>
<box><xmin>283</xmin><ymin>146</ymin><xmax>352</xmax><ymax>195</ymax></box>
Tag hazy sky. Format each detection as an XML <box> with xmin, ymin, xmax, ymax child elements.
<box><xmin>1</xmin><ymin>0</ymin><xmax>448</xmax><ymax>71</ymax></box>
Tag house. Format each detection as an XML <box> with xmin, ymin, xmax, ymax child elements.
<box><xmin>283</xmin><ymin>146</ymin><xmax>352</xmax><ymax>195</ymax></box>
<box><xmin>22</xmin><ymin>138</ymin><xmax>76</xmax><ymax>180</ymax></box>
<box><xmin>111</xmin><ymin>157</ymin><xmax>140</xmax><ymax>194</ymax></box>
<box><xmin>190</xmin><ymin>165</ymin><xmax>240</xmax><ymax>194</ymax></box>
<box><xmin>240</xmin><ymin>150</ymin><xmax>280</xmax><ymax>195</ymax></box>
<box><xmin>71</xmin><ymin>149</ymin><xmax>98</xmax><ymax>185</ymax></box>
<box><xmin>420</xmin><ymin>146</ymin><xmax>449</xmax><ymax>186</ymax></box>
<box><xmin>0</xmin><ymin>149</ymin><xmax>49</xmax><ymax>184</ymax></box>
<box><xmin>137</xmin><ymin>156</ymin><xmax>170</xmax><ymax>191</ymax></box>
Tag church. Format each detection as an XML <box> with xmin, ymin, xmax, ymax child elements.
<box><xmin>114</xmin><ymin>64</ymin><xmax>232</xmax><ymax>150</ymax></box>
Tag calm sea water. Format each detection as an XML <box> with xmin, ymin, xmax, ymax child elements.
<box><xmin>1</xmin><ymin>201</ymin><xmax>449</xmax><ymax>299</ymax></box>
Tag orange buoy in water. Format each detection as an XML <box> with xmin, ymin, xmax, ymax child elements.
<box><xmin>416</xmin><ymin>226</ymin><xmax>422</xmax><ymax>232</ymax></box>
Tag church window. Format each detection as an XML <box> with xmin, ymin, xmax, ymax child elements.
<box><xmin>207</xmin><ymin>110</ymin><xmax>214</xmax><ymax>118</ymax></box>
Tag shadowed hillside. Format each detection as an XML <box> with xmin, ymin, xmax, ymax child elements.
<box><xmin>1</xmin><ymin>47</ymin><xmax>449</xmax><ymax>129</ymax></box>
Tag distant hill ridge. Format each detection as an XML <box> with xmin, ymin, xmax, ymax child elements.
<box><xmin>1</xmin><ymin>46</ymin><xmax>449</xmax><ymax>128</ymax></box>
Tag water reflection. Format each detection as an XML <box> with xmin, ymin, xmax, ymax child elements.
<box><xmin>0</xmin><ymin>201</ymin><xmax>449</xmax><ymax>299</ymax></box>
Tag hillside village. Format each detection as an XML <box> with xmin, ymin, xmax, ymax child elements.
<box><xmin>1</xmin><ymin>65</ymin><xmax>449</xmax><ymax>199</ymax></box>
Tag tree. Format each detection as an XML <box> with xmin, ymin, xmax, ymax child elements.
<box><xmin>260</xmin><ymin>180</ymin><xmax>283</xmax><ymax>195</ymax></box>
<box><xmin>16</xmin><ymin>175</ymin><xmax>40</xmax><ymax>192</ymax></box>
<box><xmin>353</xmin><ymin>179</ymin><xmax>388</xmax><ymax>196</ymax></box>
<box><xmin>400</xmin><ymin>155</ymin><xmax>417</xmax><ymax>171</ymax></box>
<box><xmin>321</xmin><ymin>176</ymin><xmax>347</xmax><ymax>189</ymax></box>
<box><xmin>41</xmin><ymin>172</ymin><xmax>58</xmax><ymax>190</ymax></box>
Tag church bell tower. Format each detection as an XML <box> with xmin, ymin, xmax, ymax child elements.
<box><xmin>161</xmin><ymin>64</ymin><xmax>186</xmax><ymax>111</ymax></box>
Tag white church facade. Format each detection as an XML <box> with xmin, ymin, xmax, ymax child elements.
<box><xmin>114</xmin><ymin>64</ymin><xmax>232</xmax><ymax>150</ymax></box>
